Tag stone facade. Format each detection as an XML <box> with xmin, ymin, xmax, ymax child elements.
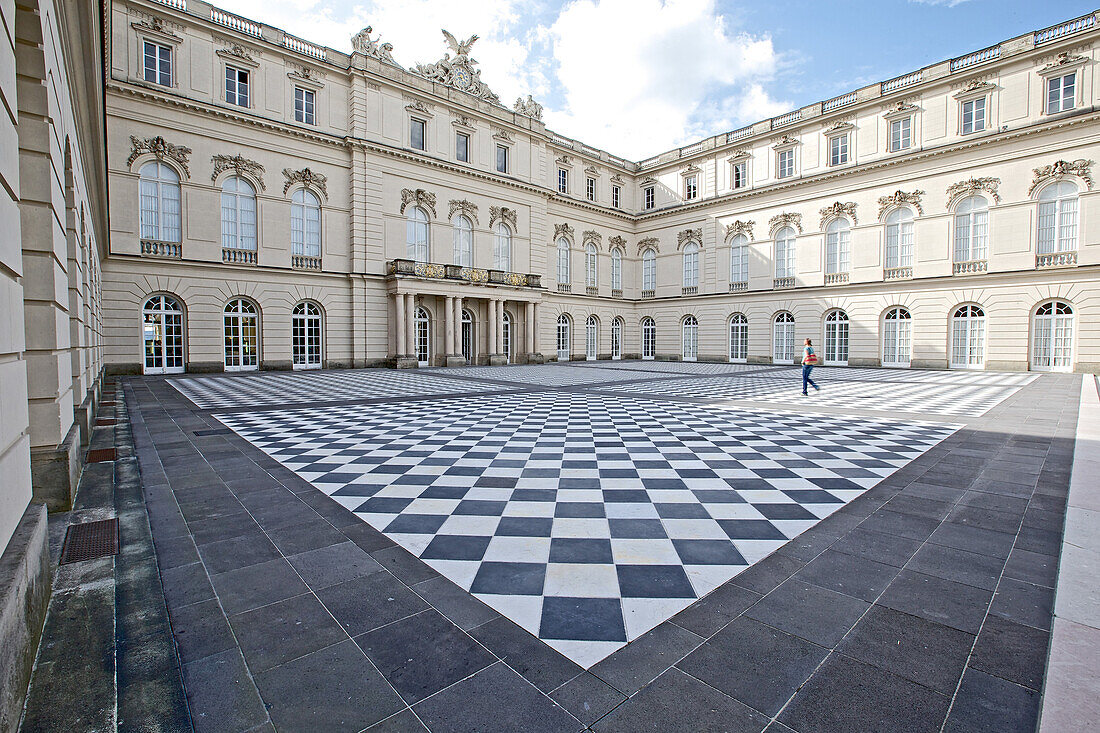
<box><xmin>101</xmin><ymin>1</ymin><xmax>1100</xmax><ymax>376</ymax></box>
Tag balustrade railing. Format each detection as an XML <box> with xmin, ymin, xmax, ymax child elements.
<box><xmin>292</xmin><ymin>254</ymin><xmax>321</xmax><ymax>270</ymax></box>
<box><xmin>151</xmin><ymin>0</ymin><xmax>186</xmax><ymax>10</ymax></box>
<box><xmin>773</xmin><ymin>277</ymin><xmax>795</xmax><ymax>289</ymax></box>
<box><xmin>211</xmin><ymin>8</ymin><xmax>262</xmax><ymax>37</ymax></box>
<box><xmin>223</xmin><ymin>248</ymin><xmax>257</xmax><ymax>265</ymax></box>
<box><xmin>387</xmin><ymin>259</ymin><xmax>539</xmax><ymax>288</ymax></box>
<box><xmin>950</xmin><ymin>45</ymin><xmax>1000</xmax><ymax>72</ymax></box>
<box><xmin>1036</xmin><ymin>251</ymin><xmax>1077</xmax><ymax>268</ymax></box>
<box><xmin>140</xmin><ymin>240</ymin><xmax>181</xmax><ymax>258</ymax></box>
<box><xmin>882</xmin><ymin>71</ymin><xmax>923</xmax><ymax>94</ymax></box>
<box><xmin>681</xmin><ymin>286</ymin><xmax>698</xmax><ymax>296</ymax></box>
<box><xmin>953</xmin><ymin>259</ymin><xmax>988</xmax><ymax>274</ymax></box>
<box><xmin>557</xmin><ymin>282</ymin><xmax>572</xmax><ymax>293</ymax></box>
<box><xmin>586</xmin><ymin>286</ymin><xmax>599</xmax><ymax>296</ymax></box>
<box><xmin>641</xmin><ymin>289</ymin><xmax>655</xmax><ymax>299</ymax></box>
<box><xmin>824</xmin><ymin>272</ymin><xmax>849</xmax><ymax>285</ymax></box>
<box><xmin>1035</xmin><ymin>13</ymin><xmax>1096</xmax><ymax>44</ymax></box>
<box><xmin>283</xmin><ymin>34</ymin><xmax>327</xmax><ymax>61</ymax></box>
<box><xmin>884</xmin><ymin>266</ymin><xmax>912</xmax><ymax>280</ymax></box>
<box><xmin>771</xmin><ymin>110</ymin><xmax>802</xmax><ymax>129</ymax></box>
<box><xmin>729</xmin><ymin>281</ymin><xmax>748</xmax><ymax>292</ymax></box>
<box><xmin>823</xmin><ymin>92</ymin><xmax>857</xmax><ymax>112</ymax></box>
<box><xmin>611</xmin><ymin>288</ymin><xmax>623</xmax><ymax>299</ymax></box>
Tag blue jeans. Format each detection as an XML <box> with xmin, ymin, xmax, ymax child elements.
<box><xmin>802</xmin><ymin>364</ymin><xmax>817</xmax><ymax>393</ymax></box>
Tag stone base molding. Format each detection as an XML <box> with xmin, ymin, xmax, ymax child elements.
<box><xmin>29</xmin><ymin>422</ymin><xmax>82</xmax><ymax>512</ymax></box>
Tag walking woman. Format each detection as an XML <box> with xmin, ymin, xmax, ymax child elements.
<box><xmin>801</xmin><ymin>338</ymin><xmax>820</xmax><ymax>395</ymax></box>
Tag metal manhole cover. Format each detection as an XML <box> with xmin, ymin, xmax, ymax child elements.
<box><xmin>86</xmin><ymin>448</ymin><xmax>116</xmax><ymax>463</ymax></box>
<box><xmin>59</xmin><ymin>518</ymin><xmax>119</xmax><ymax>564</ymax></box>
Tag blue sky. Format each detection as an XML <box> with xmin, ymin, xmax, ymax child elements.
<box><xmin>213</xmin><ymin>0</ymin><xmax>1096</xmax><ymax>159</ymax></box>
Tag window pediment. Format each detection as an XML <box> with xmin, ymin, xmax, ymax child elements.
<box><xmin>288</xmin><ymin>65</ymin><xmax>325</xmax><ymax>89</ymax></box>
<box><xmin>213</xmin><ymin>154</ymin><xmax>266</xmax><ymax>190</ymax></box>
<box><xmin>953</xmin><ymin>79</ymin><xmax>994</xmax><ymax>100</ymax></box>
<box><xmin>771</xmin><ymin>134</ymin><xmax>799</xmax><ymax>150</ymax></box>
<box><xmin>677</xmin><ymin>228</ymin><xmax>703</xmax><ymax>250</ymax></box>
<box><xmin>637</xmin><ymin>237</ymin><xmax>660</xmax><ymax>254</ymax></box>
<box><xmin>883</xmin><ymin>101</ymin><xmax>919</xmax><ymax>120</ymax></box>
<box><xmin>400</xmin><ymin>188</ymin><xmax>437</xmax><ymax>218</ymax></box>
<box><xmin>1038</xmin><ymin>52</ymin><xmax>1089</xmax><ymax>77</ymax></box>
<box><xmin>1029</xmin><ymin>159</ymin><xmax>1094</xmax><ymax>195</ymax></box>
<box><xmin>819</xmin><ymin>201</ymin><xmax>857</xmax><ymax>228</ymax></box>
<box><xmin>405</xmin><ymin>98</ymin><xmax>434</xmax><ymax>117</ymax></box>
<box><xmin>727</xmin><ymin>149</ymin><xmax>752</xmax><ymax>162</ymax></box>
<box><xmin>680</xmin><ymin>164</ymin><xmax>701</xmax><ymax>177</ymax></box>
<box><xmin>877</xmin><ymin>189</ymin><xmax>924</xmax><ymax>218</ymax></box>
<box><xmin>724</xmin><ymin>220</ymin><xmax>754</xmax><ymax>241</ymax></box>
<box><xmin>216</xmin><ymin>42</ymin><xmax>260</xmax><ymax>68</ymax></box>
<box><xmin>768</xmin><ymin>212</ymin><xmax>802</xmax><ymax>235</ymax></box>
<box><xmin>131</xmin><ymin>15</ymin><xmax>183</xmax><ymax>44</ymax></box>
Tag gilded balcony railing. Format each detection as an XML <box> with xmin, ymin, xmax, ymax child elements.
<box><xmin>387</xmin><ymin>259</ymin><xmax>541</xmax><ymax>288</ymax></box>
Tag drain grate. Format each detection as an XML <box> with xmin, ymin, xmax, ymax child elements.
<box><xmin>59</xmin><ymin>518</ymin><xmax>119</xmax><ymax>564</ymax></box>
<box><xmin>86</xmin><ymin>448</ymin><xmax>116</xmax><ymax>463</ymax></box>
<box><xmin>193</xmin><ymin>428</ymin><xmax>232</xmax><ymax>436</ymax></box>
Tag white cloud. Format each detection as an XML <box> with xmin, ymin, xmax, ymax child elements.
<box><xmin>209</xmin><ymin>0</ymin><xmax>789</xmax><ymax>160</ymax></box>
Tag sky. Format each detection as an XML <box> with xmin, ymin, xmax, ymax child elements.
<box><xmin>211</xmin><ymin>0</ymin><xmax>1097</xmax><ymax>160</ymax></box>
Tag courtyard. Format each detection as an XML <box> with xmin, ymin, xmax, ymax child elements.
<box><xmin>27</xmin><ymin>359</ymin><xmax>1081</xmax><ymax>732</ymax></box>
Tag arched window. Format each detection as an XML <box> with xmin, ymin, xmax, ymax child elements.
<box><xmin>611</xmin><ymin>248</ymin><xmax>623</xmax><ymax>291</ymax></box>
<box><xmin>406</xmin><ymin>206</ymin><xmax>430</xmax><ymax>262</ymax></box>
<box><xmin>883</xmin><ymin>307</ymin><xmax>912</xmax><ymax>367</ymax></box>
<box><xmin>585</xmin><ymin>315</ymin><xmax>599</xmax><ymax>360</ymax></box>
<box><xmin>292</xmin><ymin>301</ymin><xmax>323</xmax><ymax>369</ymax></box>
<box><xmin>729</xmin><ymin>313</ymin><xmax>748</xmax><ymax>362</ymax></box>
<box><xmin>139</xmin><ymin>162</ymin><xmax>181</xmax><ymax>242</ymax></box>
<box><xmin>556</xmin><ymin>314</ymin><xmax>571</xmax><ymax>362</ymax></box>
<box><xmin>611</xmin><ymin>317</ymin><xmax>623</xmax><ymax>360</ymax></box>
<box><xmin>452</xmin><ymin>214</ymin><xmax>473</xmax><ymax>266</ymax></box>
<box><xmin>142</xmin><ymin>294</ymin><xmax>184</xmax><ymax>374</ymax></box>
<box><xmin>221</xmin><ymin>177</ymin><xmax>257</xmax><ymax>251</ymax></box>
<box><xmin>1038</xmin><ymin>181</ymin><xmax>1079</xmax><ymax>254</ymax></box>
<box><xmin>461</xmin><ymin>309</ymin><xmax>473</xmax><ymax>363</ymax></box>
<box><xmin>954</xmin><ymin>196</ymin><xmax>989</xmax><ymax>263</ymax></box>
<box><xmin>291</xmin><ymin>189</ymin><xmax>321</xmax><ymax>258</ymax></box>
<box><xmin>775</xmin><ymin>227</ymin><xmax>796</xmax><ymax>278</ymax></box>
<box><xmin>641</xmin><ymin>317</ymin><xmax>656</xmax><ymax>360</ymax></box>
<box><xmin>824</xmin><ymin>219</ymin><xmax>850</xmax><ymax>275</ymax></box>
<box><xmin>729</xmin><ymin>234</ymin><xmax>748</xmax><ymax>285</ymax></box>
<box><xmin>415</xmin><ymin>306</ymin><xmax>431</xmax><ymax>366</ymax></box>
<box><xmin>223</xmin><ymin>298</ymin><xmax>259</xmax><ymax>371</ymax></box>
<box><xmin>502</xmin><ymin>310</ymin><xmax>513</xmax><ymax>364</ymax></box>
<box><xmin>557</xmin><ymin>237</ymin><xmax>571</xmax><ymax>284</ymax></box>
<box><xmin>682</xmin><ymin>315</ymin><xmax>699</xmax><ymax>361</ymax></box>
<box><xmin>950</xmin><ymin>304</ymin><xmax>986</xmax><ymax>369</ymax></box>
<box><xmin>585</xmin><ymin>243</ymin><xmax>598</xmax><ymax>288</ymax></box>
<box><xmin>494</xmin><ymin>223</ymin><xmax>512</xmax><ymax>271</ymax></box>
<box><xmin>885</xmin><ymin>208</ymin><xmax>914</xmax><ymax>269</ymax></box>
<box><xmin>773</xmin><ymin>312</ymin><xmax>795</xmax><ymax>363</ymax></box>
<box><xmin>642</xmin><ymin>248</ymin><xmax>657</xmax><ymax>292</ymax></box>
<box><xmin>682</xmin><ymin>242</ymin><xmax>700</xmax><ymax>289</ymax></box>
<box><xmin>824</xmin><ymin>310</ymin><xmax>849</xmax><ymax>365</ymax></box>
<box><xmin>1032</xmin><ymin>301</ymin><xmax>1074</xmax><ymax>372</ymax></box>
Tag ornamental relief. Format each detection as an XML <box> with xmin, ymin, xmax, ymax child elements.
<box><xmin>489</xmin><ymin>205</ymin><xmax>517</xmax><ymax>231</ymax></box>
<box><xmin>1041</xmin><ymin>51</ymin><xmax>1088</xmax><ymax>72</ymax></box>
<box><xmin>513</xmin><ymin>95</ymin><xmax>544</xmax><ymax>121</ymax></box>
<box><xmin>282</xmin><ymin>167</ymin><xmax>327</xmax><ymax>198</ymax></box>
<box><xmin>877</xmin><ymin>189</ymin><xmax>925</xmax><ymax>218</ymax></box>
<box><xmin>584</xmin><ymin>166</ymin><xmax>600</xmax><ymax>178</ymax></box>
<box><xmin>130</xmin><ymin>14</ymin><xmax>183</xmax><ymax>42</ymax></box>
<box><xmin>554</xmin><ymin>223</ymin><xmax>574</xmax><ymax>242</ymax></box>
<box><xmin>952</xmin><ymin>78</ymin><xmax>994</xmax><ymax>98</ymax></box>
<box><xmin>819</xmin><ymin>201</ymin><xmax>858</xmax><ymax>228</ymax></box>
<box><xmin>637</xmin><ymin>237</ymin><xmax>659</xmax><ymax>254</ymax></box>
<box><xmin>582</xmin><ymin>230</ymin><xmax>602</xmax><ymax>249</ymax></box>
<box><xmin>405</xmin><ymin>99</ymin><xmax>433</xmax><ymax>116</ymax></box>
<box><xmin>448</xmin><ymin>199</ymin><xmax>479</xmax><ymax>224</ymax></box>
<box><xmin>771</xmin><ymin>134</ymin><xmax>798</xmax><ymax>149</ymax></box>
<box><xmin>1029</xmin><ymin>159</ymin><xmax>1094</xmax><ymax>195</ymax></box>
<box><xmin>287</xmin><ymin>64</ymin><xmax>325</xmax><ymax>87</ymax></box>
<box><xmin>350</xmin><ymin>26</ymin><xmax>400</xmax><ymax>67</ymax></box>
<box><xmin>677</xmin><ymin>228</ymin><xmax>703</xmax><ymax>248</ymax></box>
<box><xmin>127</xmin><ymin>135</ymin><xmax>192</xmax><ymax>176</ymax></box>
<box><xmin>946</xmin><ymin>176</ymin><xmax>1001</xmax><ymax>203</ymax></box>
<box><xmin>680</xmin><ymin>164</ymin><xmax>701</xmax><ymax>176</ymax></box>
<box><xmin>609</xmin><ymin>174</ymin><xmax>626</xmax><ymax>185</ymax></box>
<box><xmin>724</xmin><ymin>220</ymin><xmax>755</xmax><ymax>241</ymax></box>
<box><xmin>216</xmin><ymin>42</ymin><xmax>259</xmax><ymax>66</ymax></box>
<box><xmin>608</xmin><ymin>235</ymin><xmax>626</xmax><ymax>251</ymax></box>
<box><xmin>212</xmin><ymin>154</ymin><xmax>266</xmax><ymax>190</ymax></box>
<box><xmin>492</xmin><ymin>128</ymin><xmax>514</xmax><ymax>143</ymax></box>
<box><xmin>768</xmin><ymin>212</ymin><xmax>802</xmax><ymax>234</ymax></box>
<box><xmin>400</xmin><ymin>188</ymin><xmax>437</xmax><ymax>218</ymax></box>
<box><xmin>410</xmin><ymin>31</ymin><xmax>502</xmax><ymax>105</ymax></box>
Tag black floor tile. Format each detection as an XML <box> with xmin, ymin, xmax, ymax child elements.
<box><xmin>877</xmin><ymin>571</ymin><xmax>993</xmax><ymax>634</ymax></box>
<box><xmin>968</xmin><ymin>614</ymin><xmax>1049</xmax><ymax>690</ymax></box>
<box><xmin>550</xmin><ymin>672</ymin><xmax>626</xmax><ymax>727</ymax></box>
<box><xmin>988</xmin><ymin>577</ymin><xmax>1054</xmax><ymax>631</ymax></box>
<box><xmin>668</xmin><ymin>581</ymin><xmax>761</xmax><ymax>638</ymax></box>
<box><xmin>356</xmin><ymin>609</ymin><xmax>496</xmax><ymax>705</ymax></box>
<box><xmin>287</xmin><ymin>540</ymin><xmax>385</xmax><ymax>590</ymax></box>
<box><xmin>181</xmin><ymin>648</ymin><xmax>269</xmax><ymax>733</ymax></box>
<box><xmin>729</xmin><ymin>553</ymin><xmax>804</xmax><ymax>595</ymax></box>
<box><xmin>676</xmin><ymin>616</ymin><xmax>828</xmax><ymax>716</ymax></box>
<box><xmin>927</xmin><ymin>523</ymin><xmax>1016</xmax><ymax>559</ymax></box>
<box><xmin>794</xmin><ymin>549</ymin><xmax>899</xmax><ymax>602</ymax></box>
<box><xmin>209</xmin><ymin>558</ymin><xmax>310</xmax><ymax>616</ymax></box>
<box><xmin>1002</xmin><ymin>548</ymin><xmax>1058</xmax><ymax>588</ymax></box>
<box><xmin>745</xmin><ymin>578</ymin><xmax>868</xmax><ymax>648</ymax></box>
<box><xmin>778</xmin><ymin>653</ymin><xmax>950</xmax><ymax>733</ymax></box>
<box><xmin>856</xmin><ymin>509</ymin><xmax>940</xmax><ymax>541</ymax></box>
<box><xmin>160</xmin><ymin>561</ymin><xmax>216</xmax><ymax>609</ymax></box>
<box><xmin>944</xmin><ymin>669</ymin><xmax>1040</xmax><ymax>733</ymax></box>
<box><xmin>197</xmin><ymin>533</ymin><xmax>282</xmax><ymax>575</ymax></box>
<box><xmin>469</xmin><ymin>616</ymin><xmax>583</xmax><ymax>694</ymax></box>
<box><xmin>315</xmin><ymin>571</ymin><xmax>429</xmax><ymax>637</ymax></box>
<box><xmin>369</xmin><ymin>544</ymin><xmax>440</xmax><ymax>585</ymax></box>
<box><xmin>906</xmin><ymin>543</ymin><xmax>1005</xmax><ymax>591</ymax></box>
<box><xmin>264</xmin><ymin>518</ymin><xmax>348</xmax><ymax>555</ymax></box>
<box><xmin>228</xmin><ymin>593</ymin><xmax>346</xmax><ymax>673</ymax></box>
<box><xmin>825</xmin><ymin>527</ymin><xmax>922</xmax><ymax>568</ymax></box>
<box><xmin>413</xmin><ymin>575</ymin><xmax>499</xmax><ymax>631</ymax></box>
<box><xmin>167</xmin><ymin>598</ymin><xmax>237</xmax><ymax>665</ymax></box>
<box><xmin>589</xmin><ymin>622</ymin><xmax>703</xmax><ymax>695</ymax></box>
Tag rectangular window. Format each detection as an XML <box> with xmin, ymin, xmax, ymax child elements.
<box><xmin>961</xmin><ymin>97</ymin><xmax>986</xmax><ymax>135</ymax></box>
<box><xmin>643</xmin><ymin>186</ymin><xmax>655</xmax><ymax>210</ymax></box>
<box><xmin>586</xmin><ymin>177</ymin><xmax>596</xmax><ymax>202</ymax></box>
<box><xmin>410</xmin><ymin>118</ymin><xmax>426</xmax><ymax>150</ymax></box>
<box><xmin>294</xmin><ymin>87</ymin><xmax>315</xmax><ymax>125</ymax></box>
<box><xmin>829</xmin><ymin>135</ymin><xmax>848</xmax><ymax>166</ymax></box>
<box><xmin>225</xmin><ymin>66</ymin><xmax>249</xmax><ymax>107</ymax></box>
<box><xmin>612</xmin><ymin>185</ymin><xmax>621</xmax><ymax>209</ymax></box>
<box><xmin>558</xmin><ymin>169</ymin><xmax>568</xmax><ymax>194</ymax></box>
<box><xmin>456</xmin><ymin>132</ymin><xmax>469</xmax><ymax>162</ymax></box>
<box><xmin>496</xmin><ymin>144</ymin><xmax>508</xmax><ymax>173</ymax></box>
<box><xmin>889</xmin><ymin>117</ymin><xmax>911</xmax><ymax>152</ymax></box>
<box><xmin>685</xmin><ymin>175</ymin><xmax>698</xmax><ymax>200</ymax></box>
<box><xmin>777</xmin><ymin>149</ymin><xmax>795</xmax><ymax>178</ymax></box>
<box><xmin>732</xmin><ymin>161</ymin><xmax>747</xmax><ymax>189</ymax></box>
<box><xmin>143</xmin><ymin>41</ymin><xmax>172</xmax><ymax>86</ymax></box>
<box><xmin>1047</xmin><ymin>73</ymin><xmax>1076</xmax><ymax>114</ymax></box>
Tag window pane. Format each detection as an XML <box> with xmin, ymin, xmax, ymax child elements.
<box><xmin>411</xmin><ymin>119</ymin><xmax>425</xmax><ymax>150</ymax></box>
<box><xmin>457</xmin><ymin>133</ymin><xmax>469</xmax><ymax>162</ymax></box>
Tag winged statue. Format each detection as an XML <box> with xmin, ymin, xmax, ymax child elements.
<box><xmin>441</xmin><ymin>30</ymin><xmax>479</xmax><ymax>60</ymax></box>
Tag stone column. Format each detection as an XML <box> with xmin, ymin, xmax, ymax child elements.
<box><xmin>405</xmin><ymin>293</ymin><xmax>416</xmax><ymax>365</ymax></box>
<box><xmin>525</xmin><ymin>301</ymin><xmax>535</xmax><ymax>363</ymax></box>
<box><xmin>444</xmin><ymin>296</ymin><xmax>455</xmax><ymax>358</ymax></box>
<box><xmin>532</xmin><ymin>302</ymin><xmax>542</xmax><ymax>357</ymax></box>
<box><xmin>394</xmin><ymin>292</ymin><xmax>406</xmax><ymax>358</ymax></box>
<box><xmin>496</xmin><ymin>300</ymin><xmax>505</xmax><ymax>355</ymax></box>
<box><xmin>455</xmin><ymin>297</ymin><xmax>465</xmax><ymax>362</ymax></box>
<box><xmin>486</xmin><ymin>299</ymin><xmax>497</xmax><ymax>364</ymax></box>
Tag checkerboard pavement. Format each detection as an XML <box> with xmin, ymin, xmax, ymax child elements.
<box><xmin>570</xmin><ymin>360</ymin><xmax>782</xmax><ymax>377</ymax></box>
<box><xmin>423</xmin><ymin>363</ymin><xmax>665</xmax><ymax>386</ymax></box>
<box><xmin>168</xmin><ymin>370</ymin><xmax>507</xmax><ymax>410</ymax></box>
<box><xmin>216</xmin><ymin>389</ymin><xmax>959</xmax><ymax>667</ymax></box>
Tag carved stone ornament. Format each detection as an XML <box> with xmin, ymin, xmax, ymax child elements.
<box><xmin>680</xmin><ymin>164</ymin><xmax>701</xmax><ymax>176</ymax></box>
<box><xmin>819</xmin><ymin>201</ymin><xmax>858</xmax><ymax>228</ymax></box>
<box><xmin>405</xmin><ymin>98</ymin><xmax>433</xmax><ymax>116</ymax></box>
<box><xmin>217</xmin><ymin>42</ymin><xmax>258</xmax><ymax>66</ymax></box>
<box><xmin>1029</xmin><ymin>159</ymin><xmax>1094</xmax><ymax>195</ymax></box>
<box><xmin>769</xmin><ymin>212</ymin><xmax>802</xmax><ymax>234</ymax></box>
<box><xmin>582</xmin><ymin>230</ymin><xmax>602</xmax><ymax>249</ymax></box>
<box><xmin>489</xmin><ymin>205</ymin><xmax>517</xmax><ymax>231</ymax></box>
<box><xmin>877</xmin><ymin>190</ymin><xmax>925</xmax><ymax>218</ymax></box>
<box><xmin>452</xmin><ymin>115</ymin><xmax>474</xmax><ymax>129</ymax></box>
<box><xmin>946</xmin><ymin>177</ymin><xmax>1001</xmax><ymax>204</ymax></box>
<box><xmin>1042</xmin><ymin>52</ymin><xmax>1088</xmax><ymax>72</ymax></box>
<box><xmin>610</xmin><ymin>174</ymin><xmax>625</xmax><ymax>185</ymax></box>
<box><xmin>883</xmin><ymin>100</ymin><xmax>918</xmax><ymax>118</ymax></box>
<box><xmin>556</xmin><ymin>155</ymin><xmax>572</xmax><ymax>167</ymax></box>
<box><xmin>824</xmin><ymin>119</ymin><xmax>854</xmax><ymax>132</ymax></box>
<box><xmin>608</xmin><ymin>235</ymin><xmax>626</xmax><ymax>251</ymax></box>
<box><xmin>640</xmin><ymin>176</ymin><xmax>657</xmax><ymax>185</ymax></box>
<box><xmin>677</xmin><ymin>228</ymin><xmax>703</xmax><ymax>248</ymax></box>
<box><xmin>350</xmin><ymin>26</ymin><xmax>400</xmax><ymax>67</ymax></box>
<box><xmin>513</xmin><ymin>95</ymin><xmax>544</xmax><ymax>121</ymax></box>
<box><xmin>637</xmin><ymin>237</ymin><xmax>660</xmax><ymax>254</ymax></box>
<box><xmin>554</xmin><ymin>223</ymin><xmax>575</xmax><ymax>241</ymax></box>
<box><xmin>725</xmin><ymin>220</ymin><xmax>755</xmax><ymax>241</ymax></box>
<box><xmin>128</xmin><ymin>135</ymin><xmax>191</xmax><ymax>176</ymax></box>
<box><xmin>212</xmin><ymin>154</ymin><xmax>266</xmax><ymax>190</ymax></box>
<box><xmin>410</xmin><ymin>30</ymin><xmax>502</xmax><ymax>106</ymax></box>
<box><xmin>448</xmin><ymin>199</ymin><xmax>479</xmax><ymax>224</ymax></box>
<box><xmin>492</xmin><ymin>128</ymin><xmax>514</xmax><ymax>143</ymax></box>
<box><xmin>584</xmin><ymin>166</ymin><xmax>600</xmax><ymax>178</ymax></box>
<box><xmin>953</xmin><ymin>79</ymin><xmax>994</xmax><ymax>98</ymax></box>
<box><xmin>282</xmin><ymin>167</ymin><xmax>327</xmax><ymax>198</ymax></box>
<box><xmin>287</xmin><ymin>64</ymin><xmax>324</xmax><ymax>87</ymax></box>
<box><xmin>727</xmin><ymin>149</ymin><xmax>751</xmax><ymax>161</ymax></box>
<box><xmin>772</xmin><ymin>135</ymin><xmax>798</xmax><ymax>149</ymax></box>
<box><xmin>400</xmin><ymin>188</ymin><xmax>437</xmax><ymax>218</ymax></box>
<box><xmin>131</xmin><ymin>15</ymin><xmax>182</xmax><ymax>43</ymax></box>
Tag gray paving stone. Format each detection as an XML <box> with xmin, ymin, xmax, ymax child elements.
<box><xmin>412</xmin><ymin>575</ymin><xmax>499</xmax><ymax>631</ymax></box>
<box><xmin>364</xmin><ymin>709</ymin><xmax>429</xmax><ymax>732</ymax></box>
<box><xmin>989</xmin><ymin>577</ymin><xmax>1054</xmax><ymax>631</ymax></box>
<box><xmin>160</xmin><ymin>561</ymin><xmax>216</xmax><ymax>609</ymax></box>
<box><xmin>906</xmin><ymin>542</ymin><xmax>1005</xmax><ymax>591</ymax></box>
<box><xmin>944</xmin><ymin>669</ymin><xmax>1040</xmax><ymax>733</ymax></box>
<box><xmin>228</xmin><ymin>593</ymin><xmax>346</xmax><ymax>673</ymax></box>
<box><xmin>287</xmin><ymin>540</ymin><xmax>385</xmax><ymax>590</ymax></box>
<box><xmin>1002</xmin><ymin>547</ymin><xmax>1058</xmax><ymax>588</ymax></box>
<box><xmin>181</xmin><ymin>648</ymin><xmax>269</xmax><ymax>733</ymax></box>
<box><xmin>197</xmin><ymin>533</ymin><xmax>282</xmax><ymax>575</ymax></box>
<box><xmin>167</xmin><ymin>598</ymin><xmax>237</xmax><ymax>665</ymax></box>
<box><xmin>969</xmin><ymin>614</ymin><xmax>1049</xmax><ymax>690</ymax></box>
<box><xmin>316</xmin><ymin>571</ymin><xmax>429</xmax><ymax>637</ymax></box>
<box><xmin>794</xmin><ymin>549</ymin><xmax>900</xmax><ymax>602</ymax></box>
<box><xmin>589</xmin><ymin>622</ymin><xmax>704</xmax><ymax>695</ymax></box>
<box><xmin>877</xmin><ymin>570</ymin><xmax>993</xmax><ymax>634</ymax></box>
<box><xmin>264</xmin><ymin>518</ymin><xmax>348</xmax><ymax>555</ymax></box>
<box><xmin>550</xmin><ymin>672</ymin><xmax>626</xmax><ymax>727</ymax></box>
<box><xmin>857</xmin><ymin>509</ymin><xmax>941</xmax><ymax>541</ymax></box>
<box><xmin>469</xmin><ymin>616</ymin><xmax>582</xmax><ymax>693</ymax></box>
<box><xmin>369</xmin><ymin>544</ymin><xmax>440</xmax><ymax>585</ymax></box>
<box><xmin>927</xmin><ymin>522</ymin><xmax>1016</xmax><ymax>559</ymax></box>
<box><xmin>209</xmin><ymin>558</ymin><xmax>310</xmax><ymax>616</ymax></box>
<box><xmin>668</xmin><ymin>581</ymin><xmax>761</xmax><ymax>637</ymax></box>
<box><xmin>746</xmin><ymin>577</ymin><xmax>869</xmax><ymax>648</ymax></box>
<box><xmin>825</xmin><ymin>527</ymin><xmax>923</xmax><ymax>568</ymax></box>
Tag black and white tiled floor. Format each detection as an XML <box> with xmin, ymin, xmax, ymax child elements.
<box><xmin>217</xmin><ymin>389</ymin><xmax>959</xmax><ymax>667</ymax></box>
<box><xmin>423</xmin><ymin>363</ymin><xmax>662</xmax><ymax>386</ymax></box>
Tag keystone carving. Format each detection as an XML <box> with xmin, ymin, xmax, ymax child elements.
<box><xmin>282</xmin><ymin>167</ymin><xmax>327</xmax><ymax>198</ymax></box>
<box><xmin>582</xmin><ymin>230</ymin><xmax>602</xmax><ymax>249</ymax></box>
<box><xmin>677</xmin><ymin>228</ymin><xmax>703</xmax><ymax>248</ymax></box>
<box><xmin>489</xmin><ymin>205</ymin><xmax>517</xmax><ymax>231</ymax></box>
<box><xmin>724</xmin><ymin>220</ymin><xmax>755</xmax><ymax>241</ymax></box>
<box><xmin>554</xmin><ymin>223</ymin><xmax>574</xmax><ymax>241</ymax></box>
<box><xmin>128</xmin><ymin>135</ymin><xmax>192</xmax><ymax>177</ymax></box>
<box><xmin>819</xmin><ymin>201</ymin><xmax>858</xmax><ymax>228</ymax></box>
<box><xmin>448</xmin><ymin>199</ymin><xmax>479</xmax><ymax>224</ymax></box>
<box><xmin>877</xmin><ymin>190</ymin><xmax>924</xmax><ymax>218</ymax></box>
<box><xmin>212</xmin><ymin>154</ymin><xmax>265</xmax><ymax>190</ymax></box>
<box><xmin>400</xmin><ymin>188</ymin><xmax>437</xmax><ymax>218</ymax></box>
<box><xmin>608</xmin><ymin>235</ymin><xmax>626</xmax><ymax>251</ymax></box>
<box><xmin>637</xmin><ymin>237</ymin><xmax>660</xmax><ymax>254</ymax></box>
<box><xmin>947</xmin><ymin>177</ymin><xmax>1001</xmax><ymax>203</ymax></box>
<box><xmin>768</xmin><ymin>212</ymin><xmax>802</xmax><ymax>234</ymax></box>
<box><xmin>1029</xmin><ymin>159</ymin><xmax>1093</xmax><ymax>195</ymax></box>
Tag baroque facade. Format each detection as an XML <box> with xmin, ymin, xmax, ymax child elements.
<box><xmin>104</xmin><ymin>0</ymin><xmax>1100</xmax><ymax>376</ymax></box>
